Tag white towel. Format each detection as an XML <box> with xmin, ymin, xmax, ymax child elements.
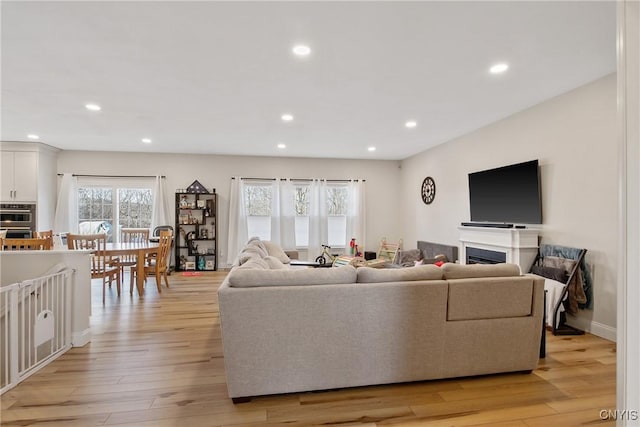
<box><xmin>544</xmin><ymin>278</ymin><xmax>566</xmax><ymax>328</ymax></box>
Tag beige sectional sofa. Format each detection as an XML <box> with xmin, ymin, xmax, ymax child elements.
<box><xmin>218</xmin><ymin>240</ymin><xmax>544</xmax><ymax>402</ymax></box>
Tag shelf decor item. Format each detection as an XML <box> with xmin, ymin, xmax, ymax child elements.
<box><xmin>186</xmin><ymin>180</ymin><xmax>209</xmax><ymax>194</ymax></box>
<box><xmin>175</xmin><ymin>182</ymin><xmax>217</xmax><ymax>271</ymax></box>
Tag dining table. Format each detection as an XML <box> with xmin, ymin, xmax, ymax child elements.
<box><xmin>105</xmin><ymin>241</ymin><xmax>159</xmax><ymax>296</ymax></box>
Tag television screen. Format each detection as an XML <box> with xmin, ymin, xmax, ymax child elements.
<box><xmin>468</xmin><ymin>160</ymin><xmax>542</xmax><ymax>224</ymax></box>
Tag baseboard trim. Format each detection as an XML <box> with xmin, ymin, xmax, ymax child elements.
<box><xmin>567</xmin><ymin>317</ymin><xmax>616</xmax><ymax>342</ymax></box>
<box><xmin>72</xmin><ymin>328</ymin><xmax>91</xmax><ymax>347</ymax></box>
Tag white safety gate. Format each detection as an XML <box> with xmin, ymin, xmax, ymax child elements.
<box><xmin>1</xmin><ymin>268</ymin><xmax>74</xmax><ymax>394</ymax></box>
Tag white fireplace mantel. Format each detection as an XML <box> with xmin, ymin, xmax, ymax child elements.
<box><xmin>458</xmin><ymin>226</ymin><xmax>540</xmax><ymax>273</ymax></box>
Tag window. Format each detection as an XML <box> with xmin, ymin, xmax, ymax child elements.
<box><xmin>294</xmin><ymin>186</ymin><xmax>310</xmax><ymax>247</ymax></box>
<box><xmin>326</xmin><ymin>185</ymin><xmax>348</xmax><ymax>247</ymax></box>
<box><xmin>243</xmin><ymin>181</ymin><xmax>349</xmax><ymax>248</ymax></box>
<box><xmin>293</xmin><ymin>184</ymin><xmax>347</xmax><ymax>248</ymax></box>
<box><xmin>78</xmin><ymin>183</ymin><xmax>153</xmax><ymax>242</ymax></box>
<box><xmin>244</xmin><ymin>183</ymin><xmax>272</xmax><ymax>241</ymax></box>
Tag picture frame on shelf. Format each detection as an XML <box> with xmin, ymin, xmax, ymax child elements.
<box><xmin>206</xmin><ymin>260</ymin><xmax>214</xmax><ymax>270</ymax></box>
<box><xmin>185</xmin><ymin>261</ymin><xmax>196</xmax><ymax>270</ymax></box>
<box><xmin>197</xmin><ymin>200</ymin><xmax>206</xmax><ymax>208</ymax></box>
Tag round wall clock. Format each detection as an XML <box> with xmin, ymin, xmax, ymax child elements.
<box><xmin>421</xmin><ymin>177</ymin><xmax>436</xmax><ymax>204</ymax></box>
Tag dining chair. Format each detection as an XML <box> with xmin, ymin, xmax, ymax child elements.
<box><xmin>120</xmin><ymin>228</ymin><xmax>150</xmax><ymax>290</ymax></box>
<box><xmin>2</xmin><ymin>237</ymin><xmax>50</xmax><ymax>251</ymax></box>
<box><xmin>35</xmin><ymin>230</ymin><xmax>54</xmax><ymax>249</ymax></box>
<box><xmin>121</xmin><ymin>228</ymin><xmax>150</xmax><ymax>243</ymax></box>
<box><xmin>67</xmin><ymin>233</ymin><xmax>121</xmax><ymax>303</ymax></box>
<box><xmin>141</xmin><ymin>230</ymin><xmax>172</xmax><ymax>294</ymax></box>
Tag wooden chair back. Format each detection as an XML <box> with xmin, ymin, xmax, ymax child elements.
<box><xmin>156</xmin><ymin>230</ymin><xmax>173</xmax><ymax>271</ymax></box>
<box><xmin>121</xmin><ymin>228</ymin><xmax>150</xmax><ymax>244</ymax></box>
<box><xmin>2</xmin><ymin>237</ymin><xmax>50</xmax><ymax>251</ymax></box>
<box><xmin>66</xmin><ymin>233</ymin><xmax>121</xmax><ymax>302</ymax></box>
<box><xmin>35</xmin><ymin>230</ymin><xmax>54</xmax><ymax>249</ymax></box>
<box><xmin>66</xmin><ymin>233</ymin><xmax>110</xmax><ymax>275</ymax></box>
<box><xmin>143</xmin><ymin>229</ymin><xmax>173</xmax><ymax>292</ymax></box>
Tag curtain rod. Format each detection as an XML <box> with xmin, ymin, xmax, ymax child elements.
<box><xmin>57</xmin><ymin>174</ymin><xmax>166</xmax><ymax>178</ymax></box>
<box><xmin>232</xmin><ymin>177</ymin><xmax>365</xmax><ymax>182</ymax></box>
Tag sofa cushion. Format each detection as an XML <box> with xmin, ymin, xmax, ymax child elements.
<box><xmin>227</xmin><ymin>265</ymin><xmax>357</xmax><ymax>288</ymax></box>
<box><xmin>246</xmin><ymin>240</ymin><xmax>269</xmax><ymax>258</ymax></box>
<box><xmin>237</xmin><ymin>251</ymin><xmax>262</xmax><ymax>266</ymax></box>
<box><xmin>263</xmin><ymin>240</ymin><xmax>291</xmax><ymax>264</ymax></box>
<box><xmin>447</xmin><ymin>276</ymin><xmax>534</xmax><ymax>320</ymax></box>
<box><xmin>235</xmin><ymin>257</ymin><xmax>269</xmax><ymax>270</ymax></box>
<box><xmin>441</xmin><ymin>263</ymin><xmax>520</xmax><ymax>280</ymax></box>
<box><xmin>264</xmin><ymin>255</ymin><xmax>288</xmax><ymax>269</ymax></box>
<box><xmin>356</xmin><ymin>264</ymin><xmax>443</xmax><ymax>283</ymax></box>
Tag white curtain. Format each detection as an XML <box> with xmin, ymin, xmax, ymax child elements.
<box><xmin>307</xmin><ymin>179</ymin><xmax>328</xmax><ymax>261</ymax></box>
<box><xmin>150</xmin><ymin>176</ymin><xmax>170</xmax><ymax>232</ymax></box>
<box><xmin>53</xmin><ymin>173</ymin><xmax>78</xmax><ymax>234</ymax></box>
<box><xmin>271</xmin><ymin>179</ymin><xmax>296</xmax><ymax>250</ymax></box>
<box><xmin>227</xmin><ymin>177</ymin><xmax>248</xmax><ymax>265</ymax></box>
<box><xmin>345</xmin><ymin>179</ymin><xmax>366</xmax><ymax>254</ymax></box>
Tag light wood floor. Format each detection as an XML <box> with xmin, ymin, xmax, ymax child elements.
<box><xmin>1</xmin><ymin>272</ymin><xmax>616</xmax><ymax>426</ymax></box>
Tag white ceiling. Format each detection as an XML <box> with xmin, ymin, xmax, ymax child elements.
<box><xmin>1</xmin><ymin>1</ymin><xmax>616</xmax><ymax>160</ymax></box>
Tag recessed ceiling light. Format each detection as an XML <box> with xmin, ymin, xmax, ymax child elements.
<box><xmin>489</xmin><ymin>63</ymin><xmax>509</xmax><ymax>74</ymax></box>
<box><xmin>368</xmin><ymin>146</ymin><xmax>376</xmax><ymax>152</ymax></box>
<box><xmin>142</xmin><ymin>138</ymin><xmax>152</xmax><ymax>144</ymax></box>
<box><xmin>85</xmin><ymin>103</ymin><xmax>101</xmax><ymax>111</ymax></box>
<box><xmin>281</xmin><ymin>114</ymin><xmax>294</xmax><ymax>122</ymax></box>
<box><xmin>27</xmin><ymin>134</ymin><xmax>40</xmax><ymax>140</ymax></box>
<box><xmin>292</xmin><ymin>45</ymin><xmax>311</xmax><ymax>56</ymax></box>
<box><xmin>277</xmin><ymin>143</ymin><xmax>286</xmax><ymax>149</ymax></box>
<box><xmin>405</xmin><ymin>121</ymin><xmax>417</xmax><ymax>128</ymax></box>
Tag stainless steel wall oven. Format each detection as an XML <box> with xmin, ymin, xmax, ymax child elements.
<box><xmin>0</xmin><ymin>203</ymin><xmax>36</xmax><ymax>238</ymax></box>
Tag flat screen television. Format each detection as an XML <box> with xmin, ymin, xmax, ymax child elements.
<box><xmin>468</xmin><ymin>159</ymin><xmax>542</xmax><ymax>224</ymax></box>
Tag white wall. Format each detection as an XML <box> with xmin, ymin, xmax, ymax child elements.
<box><xmin>617</xmin><ymin>0</ymin><xmax>640</xmax><ymax>418</ymax></box>
<box><xmin>56</xmin><ymin>152</ymin><xmax>402</xmax><ymax>264</ymax></box>
<box><xmin>400</xmin><ymin>74</ymin><xmax>618</xmax><ymax>337</ymax></box>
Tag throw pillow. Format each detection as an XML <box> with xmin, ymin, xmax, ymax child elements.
<box><xmin>263</xmin><ymin>240</ymin><xmax>291</xmax><ymax>264</ymax></box>
<box><xmin>242</xmin><ymin>246</ymin><xmax>267</xmax><ymax>259</ymax></box>
<box><xmin>398</xmin><ymin>249</ymin><xmax>423</xmax><ymax>267</ymax></box>
<box><xmin>237</xmin><ymin>251</ymin><xmax>261</xmax><ymax>265</ymax></box>
<box><xmin>247</xmin><ymin>239</ymin><xmax>269</xmax><ymax>258</ymax></box>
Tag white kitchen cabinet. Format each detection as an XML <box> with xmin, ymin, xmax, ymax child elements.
<box><xmin>0</xmin><ymin>151</ymin><xmax>38</xmax><ymax>202</ymax></box>
<box><xmin>0</xmin><ymin>142</ymin><xmax>59</xmax><ymax>230</ymax></box>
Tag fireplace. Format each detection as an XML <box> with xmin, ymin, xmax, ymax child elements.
<box><xmin>458</xmin><ymin>226</ymin><xmax>540</xmax><ymax>272</ymax></box>
<box><xmin>466</xmin><ymin>247</ymin><xmax>506</xmax><ymax>264</ymax></box>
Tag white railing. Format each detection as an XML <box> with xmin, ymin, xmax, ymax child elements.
<box><xmin>1</xmin><ymin>268</ymin><xmax>74</xmax><ymax>394</ymax></box>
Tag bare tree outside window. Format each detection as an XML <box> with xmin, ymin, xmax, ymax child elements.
<box><xmin>78</xmin><ymin>187</ymin><xmax>114</xmax><ymax>239</ymax></box>
<box><xmin>244</xmin><ymin>185</ymin><xmax>272</xmax><ymax>216</ymax></box>
<box><xmin>327</xmin><ymin>186</ymin><xmax>348</xmax><ymax>216</ymax></box>
<box><xmin>244</xmin><ymin>184</ymin><xmax>272</xmax><ymax>240</ymax></box>
<box><xmin>295</xmin><ymin>186</ymin><xmax>309</xmax><ymax>216</ymax></box>
<box><xmin>119</xmin><ymin>188</ymin><xmax>153</xmax><ymax>228</ymax></box>
<box><xmin>78</xmin><ymin>186</ymin><xmax>153</xmax><ymax>242</ymax></box>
